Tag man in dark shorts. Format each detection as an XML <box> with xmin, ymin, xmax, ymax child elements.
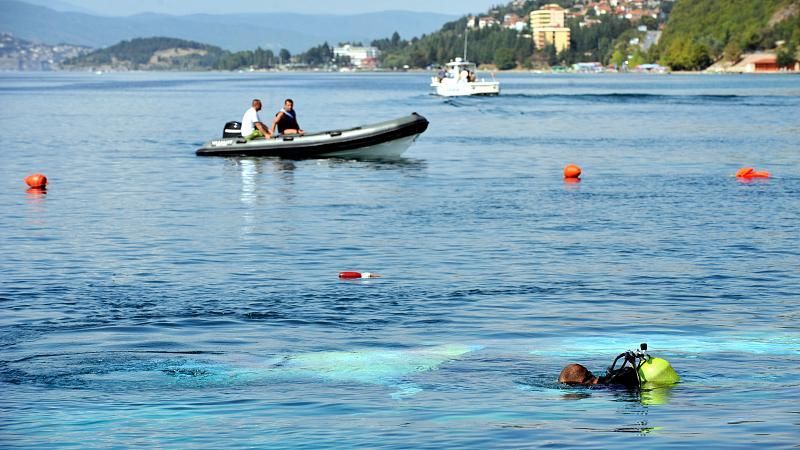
<box><xmin>270</xmin><ymin>98</ymin><xmax>304</xmax><ymax>136</ymax></box>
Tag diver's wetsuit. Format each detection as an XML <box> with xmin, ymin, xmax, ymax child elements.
<box><xmin>597</xmin><ymin>366</ymin><xmax>639</xmax><ymax>389</ymax></box>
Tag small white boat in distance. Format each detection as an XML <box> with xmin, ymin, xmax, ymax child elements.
<box><xmin>430</xmin><ymin>58</ymin><xmax>500</xmax><ymax>97</ymax></box>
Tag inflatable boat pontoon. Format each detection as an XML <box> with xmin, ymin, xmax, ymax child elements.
<box><xmin>196</xmin><ymin>113</ymin><xmax>428</xmax><ymax>159</ymax></box>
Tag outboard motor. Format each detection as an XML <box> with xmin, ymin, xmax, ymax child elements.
<box><xmin>223</xmin><ymin>121</ymin><xmax>242</xmax><ymax>138</ymax></box>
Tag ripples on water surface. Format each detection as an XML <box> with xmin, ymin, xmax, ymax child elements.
<box><xmin>1</xmin><ymin>72</ymin><xmax>799</xmax><ymax>448</ymax></box>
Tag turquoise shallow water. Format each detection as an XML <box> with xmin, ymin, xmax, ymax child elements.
<box><xmin>1</xmin><ymin>72</ymin><xmax>799</xmax><ymax>448</ymax></box>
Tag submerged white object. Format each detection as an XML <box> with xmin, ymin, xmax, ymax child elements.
<box><xmin>251</xmin><ymin>344</ymin><xmax>482</xmax><ymax>398</ymax></box>
<box><xmin>275</xmin><ymin>344</ymin><xmax>477</xmax><ymax>380</ymax></box>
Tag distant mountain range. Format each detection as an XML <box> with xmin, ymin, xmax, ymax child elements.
<box><xmin>0</xmin><ymin>0</ymin><xmax>457</xmax><ymax>53</ymax></box>
<box><xmin>11</xmin><ymin>0</ymin><xmax>93</xmax><ymax>13</ymax></box>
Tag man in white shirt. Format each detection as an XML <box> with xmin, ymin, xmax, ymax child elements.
<box><xmin>240</xmin><ymin>99</ymin><xmax>272</xmax><ymax>141</ymax></box>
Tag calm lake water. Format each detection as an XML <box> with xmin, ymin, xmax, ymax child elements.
<box><xmin>1</xmin><ymin>71</ymin><xmax>799</xmax><ymax>448</ymax></box>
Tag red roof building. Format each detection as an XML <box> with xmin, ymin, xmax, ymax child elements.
<box><xmin>753</xmin><ymin>57</ymin><xmax>779</xmax><ymax>72</ymax></box>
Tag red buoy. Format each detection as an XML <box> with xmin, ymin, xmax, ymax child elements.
<box><xmin>339</xmin><ymin>271</ymin><xmax>381</xmax><ymax>279</ymax></box>
<box><xmin>564</xmin><ymin>164</ymin><xmax>581</xmax><ymax>179</ymax></box>
<box><xmin>24</xmin><ymin>173</ymin><xmax>48</xmax><ymax>188</ymax></box>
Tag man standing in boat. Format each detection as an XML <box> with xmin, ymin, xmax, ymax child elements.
<box><xmin>241</xmin><ymin>99</ymin><xmax>272</xmax><ymax>141</ymax></box>
<box><xmin>270</xmin><ymin>99</ymin><xmax>304</xmax><ymax>136</ymax></box>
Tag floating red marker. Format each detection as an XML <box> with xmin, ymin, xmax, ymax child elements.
<box><xmin>563</xmin><ymin>164</ymin><xmax>581</xmax><ymax>180</ymax></box>
<box><xmin>24</xmin><ymin>173</ymin><xmax>48</xmax><ymax>188</ymax></box>
<box><xmin>339</xmin><ymin>271</ymin><xmax>381</xmax><ymax>279</ymax></box>
<box><xmin>736</xmin><ymin>167</ymin><xmax>770</xmax><ymax>179</ymax></box>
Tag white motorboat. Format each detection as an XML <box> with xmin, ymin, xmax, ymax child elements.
<box><xmin>429</xmin><ymin>27</ymin><xmax>500</xmax><ymax>97</ymax></box>
<box><xmin>430</xmin><ymin>58</ymin><xmax>500</xmax><ymax>97</ymax></box>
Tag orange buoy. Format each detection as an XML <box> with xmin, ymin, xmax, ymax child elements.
<box><xmin>736</xmin><ymin>167</ymin><xmax>770</xmax><ymax>179</ymax></box>
<box><xmin>339</xmin><ymin>271</ymin><xmax>381</xmax><ymax>279</ymax></box>
<box><xmin>563</xmin><ymin>164</ymin><xmax>581</xmax><ymax>179</ymax></box>
<box><xmin>24</xmin><ymin>173</ymin><xmax>48</xmax><ymax>188</ymax></box>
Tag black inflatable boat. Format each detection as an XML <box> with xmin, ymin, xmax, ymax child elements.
<box><xmin>196</xmin><ymin>113</ymin><xmax>428</xmax><ymax>159</ymax></box>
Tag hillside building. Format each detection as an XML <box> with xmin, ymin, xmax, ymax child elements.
<box><xmin>530</xmin><ymin>4</ymin><xmax>566</xmax><ymax>29</ymax></box>
<box><xmin>723</xmin><ymin>53</ymin><xmax>799</xmax><ymax>73</ymax></box>
<box><xmin>333</xmin><ymin>44</ymin><xmax>380</xmax><ymax>68</ymax></box>
<box><xmin>530</xmin><ymin>4</ymin><xmax>571</xmax><ymax>52</ymax></box>
<box><xmin>503</xmin><ymin>14</ymin><xmax>527</xmax><ymax>32</ymax></box>
<box><xmin>0</xmin><ymin>33</ymin><xmax>89</xmax><ymax>71</ymax></box>
<box><xmin>478</xmin><ymin>16</ymin><xmax>500</xmax><ymax>29</ymax></box>
<box><xmin>572</xmin><ymin>0</ymin><xmax>661</xmax><ymax>24</ymax></box>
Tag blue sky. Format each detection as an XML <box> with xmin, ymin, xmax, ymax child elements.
<box><xmin>44</xmin><ymin>0</ymin><xmax>501</xmax><ymax>16</ymax></box>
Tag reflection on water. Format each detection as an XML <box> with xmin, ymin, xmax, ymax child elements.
<box><xmin>556</xmin><ymin>386</ymin><xmax>662</xmax><ymax>405</ymax></box>
<box><xmin>613</xmin><ymin>422</ymin><xmax>662</xmax><ymax>434</ymax></box>
<box><xmin>229</xmin><ymin>155</ymin><xmax>426</xmax><ymax>236</ymax></box>
<box><xmin>233</xmin><ymin>158</ymin><xmax>299</xmax><ymax>235</ymax></box>
<box><xmin>560</xmin><ymin>391</ymin><xmax>593</xmax><ymax>401</ymax></box>
<box><xmin>639</xmin><ymin>385</ymin><xmax>676</xmax><ymax>406</ymax></box>
<box><xmin>234</xmin><ymin>157</ymin><xmax>296</xmax><ymax>204</ymax></box>
<box><xmin>323</xmin><ymin>156</ymin><xmax>427</xmax><ymax>173</ymax></box>
<box><xmin>229</xmin><ymin>155</ymin><xmax>426</xmax><ymax>196</ymax></box>
<box><xmin>24</xmin><ymin>187</ymin><xmax>47</xmax><ymax>225</ymax></box>
<box><xmin>239</xmin><ymin>158</ymin><xmax>259</xmax><ymax>206</ymax></box>
<box><xmin>25</xmin><ymin>187</ymin><xmax>47</xmax><ymax>198</ymax></box>
<box><xmin>237</xmin><ymin>159</ymin><xmax>259</xmax><ymax>236</ymax></box>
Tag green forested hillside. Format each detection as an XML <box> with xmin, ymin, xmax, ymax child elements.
<box><xmin>376</xmin><ymin>18</ymin><xmax>534</xmax><ymax>69</ymax></box>
<box><xmin>376</xmin><ymin>0</ymin><xmax>799</xmax><ymax>70</ymax></box>
<box><xmin>64</xmin><ymin>36</ymin><xmax>295</xmax><ymax>70</ymax></box>
<box><xmin>64</xmin><ymin>37</ymin><xmax>228</xmax><ymax>69</ymax></box>
<box><xmin>372</xmin><ymin>0</ymin><xmax>653</xmax><ymax>69</ymax></box>
<box><xmin>655</xmin><ymin>0</ymin><xmax>800</xmax><ymax>70</ymax></box>
<box><xmin>375</xmin><ymin>16</ymin><xmax>639</xmax><ymax>69</ymax></box>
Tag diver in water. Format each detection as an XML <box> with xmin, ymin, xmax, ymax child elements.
<box><xmin>558</xmin><ymin>363</ymin><xmax>639</xmax><ymax>388</ymax></box>
<box><xmin>558</xmin><ymin>343</ymin><xmax>679</xmax><ymax>389</ymax></box>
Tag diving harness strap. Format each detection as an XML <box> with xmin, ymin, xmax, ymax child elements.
<box><xmin>605</xmin><ymin>343</ymin><xmax>650</xmax><ymax>388</ymax></box>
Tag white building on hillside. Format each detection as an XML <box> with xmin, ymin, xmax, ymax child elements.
<box><xmin>333</xmin><ymin>45</ymin><xmax>380</xmax><ymax>68</ymax></box>
<box><xmin>503</xmin><ymin>14</ymin><xmax>527</xmax><ymax>32</ymax></box>
<box><xmin>478</xmin><ymin>16</ymin><xmax>500</xmax><ymax>29</ymax></box>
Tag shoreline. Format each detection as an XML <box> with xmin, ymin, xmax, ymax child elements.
<box><xmin>5</xmin><ymin>68</ymin><xmax>799</xmax><ymax>76</ymax></box>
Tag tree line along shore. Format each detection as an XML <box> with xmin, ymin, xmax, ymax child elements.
<box><xmin>55</xmin><ymin>0</ymin><xmax>800</xmax><ymax>73</ymax></box>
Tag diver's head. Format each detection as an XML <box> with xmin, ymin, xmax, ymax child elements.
<box><xmin>559</xmin><ymin>363</ymin><xmax>598</xmax><ymax>385</ymax></box>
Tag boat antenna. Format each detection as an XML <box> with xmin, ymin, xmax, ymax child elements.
<box><xmin>464</xmin><ymin>26</ymin><xmax>468</xmax><ymax>61</ymax></box>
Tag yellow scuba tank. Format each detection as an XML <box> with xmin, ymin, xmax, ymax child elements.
<box><xmin>637</xmin><ymin>357</ymin><xmax>679</xmax><ymax>388</ymax></box>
